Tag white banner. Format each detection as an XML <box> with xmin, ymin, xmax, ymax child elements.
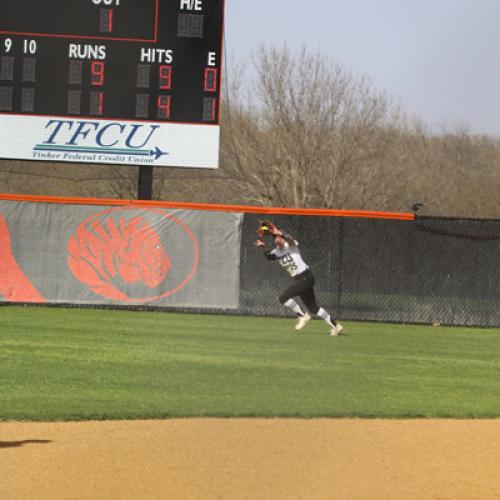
<box><xmin>0</xmin><ymin>114</ymin><xmax>219</xmax><ymax>168</ymax></box>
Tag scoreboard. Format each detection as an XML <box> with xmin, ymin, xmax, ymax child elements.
<box><xmin>0</xmin><ymin>0</ymin><xmax>224</xmax><ymax>168</ymax></box>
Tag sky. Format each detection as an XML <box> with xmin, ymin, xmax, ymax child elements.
<box><xmin>224</xmin><ymin>0</ymin><xmax>500</xmax><ymax>137</ymax></box>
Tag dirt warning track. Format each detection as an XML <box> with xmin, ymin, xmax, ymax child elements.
<box><xmin>1</xmin><ymin>419</ymin><xmax>499</xmax><ymax>499</ymax></box>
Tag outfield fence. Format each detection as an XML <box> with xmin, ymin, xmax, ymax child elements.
<box><xmin>1</xmin><ymin>194</ymin><xmax>499</xmax><ymax>327</ymax></box>
<box><xmin>240</xmin><ymin>213</ymin><xmax>500</xmax><ymax>327</ymax></box>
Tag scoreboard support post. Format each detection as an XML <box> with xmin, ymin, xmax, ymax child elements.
<box><xmin>137</xmin><ymin>165</ymin><xmax>154</xmax><ymax>200</ymax></box>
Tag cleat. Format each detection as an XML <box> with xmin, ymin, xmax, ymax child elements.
<box><xmin>295</xmin><ymin>313</ymin><xmax>311</xmax><ymax>330</ymax></box>
<box><xmin>330</xmin><ymin>323</ymin><xmax>343</xmax><ymax>336</ymax></box>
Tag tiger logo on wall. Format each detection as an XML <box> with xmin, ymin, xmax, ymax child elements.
<box><xmin>67</xmin><ymin>207</ymin><xmax>199</xmax><ymax>303</ymax></box>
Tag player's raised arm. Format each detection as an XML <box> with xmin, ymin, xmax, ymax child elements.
<box><xmin>266</xmin><ymin>222</ymin><xmax>296</xmax><ymax>248</ymax></box>
<box><xmin>255</xmin><ymin>221</ymin><xmax>280</xmax><ymax>259</ymax></box>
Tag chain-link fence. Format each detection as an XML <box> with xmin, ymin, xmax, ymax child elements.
<box><xmin>1</xmin><ymin>196</ymin><xmax>499</xmax><ymax>327</ymax></box>
<box><xmin>239</xmin><ymin>213</ymin><xmax>500</xmax><ymax>327</ymax></box>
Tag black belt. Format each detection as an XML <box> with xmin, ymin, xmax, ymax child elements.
<box><xmin>294</xmin><ymin>268</ymin><xmax>312</xmax><ymax>280</ymax></box>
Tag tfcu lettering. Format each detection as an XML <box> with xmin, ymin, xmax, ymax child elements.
<box><xmin>43</xmin><ymin>120</ymin><xmax>160</xmax><ymax>148</ymax></box>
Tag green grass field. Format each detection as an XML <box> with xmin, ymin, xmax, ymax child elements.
<box><xmin>0</xmin><ymin>306</ymin><xmax>499</xmax><ymax>421</ymax></box>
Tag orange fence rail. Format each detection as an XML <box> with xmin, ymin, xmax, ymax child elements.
<box><xmin>0</xmin><ymin>194</ymin><xmax>415</xmax><ymax>221</ymax></box>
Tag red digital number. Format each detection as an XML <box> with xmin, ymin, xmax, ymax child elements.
<box><xmin>97</xmin><ymin>92</ymin><xmax>103</xmax><ymax>115</ymax></box>
<box><xmin>91</xmin><ymin>61</ymin><xmax>105</xmax><ymax>86</ymax></box>
<box><xmin>90</xmin><ymin>91</ymin><xmax>104</xmax><ymax>116</ymax></box>
<box><xmin>209</xmin><ymin>98</ymin><xmax>216</xmax><ymax>120</ymax></box>
<box><xmin>204</xmin><ymin>97</ymin><xmax>216</xmax><ymax>121</ymax></box>
<box><xmin>157</xmin><ymin>95</ymin><xmax>171</xmax><ymax>119</ymax></box>
<box><xmin>100</xmin><ymin>9</ymin><xmax>114</xmax><ymax>33</ymax></box>
<box><xmin>159</xmin><ymin>65</ymin><xmax>172</xmax><ymax>90</ymax></box>
<box><xmin>204</xmin><ymin>68</ymin><xmax>218</xmax><ymax>92</ymax></box>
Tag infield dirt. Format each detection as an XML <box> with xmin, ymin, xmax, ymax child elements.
<box><xmin>1</xmin><ymin>419</ymin><xmax>499</xmax><ymax>499</ymax></box>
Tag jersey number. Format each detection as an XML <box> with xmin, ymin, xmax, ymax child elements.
<box><xmin>279</xmin><ymin>254</ymin><xmax>298</xmax><ymax>273</ymax></box>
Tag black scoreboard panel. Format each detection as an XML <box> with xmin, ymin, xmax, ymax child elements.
<box><xmin>0</xmin><ymin>0</ymin><xmax>224</xmax><ymax>124</ymax></box>
<box><xmin>0</xmin><ymin>0</ymin><xmax>157</xmax><ymax>40</ymax></box>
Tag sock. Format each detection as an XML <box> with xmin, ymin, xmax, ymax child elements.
<box><xmin>317</xmin><ymin>307</ymin><xmax>336</xmax><ymax>327</ymax></box>
<box><xmin>284</xmin><ymin>299</ymin><xmax>305</xmax><ymax>316</ymax></box>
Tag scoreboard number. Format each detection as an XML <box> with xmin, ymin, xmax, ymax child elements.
<box><xmin>0</xmin><ymin>0</ymin><xmax>224</xmax><ymax>169</ymax></box>
<box><xmin>99</xmin><ymin>9</ymin><xmax>114</xmax><ymax>34</ymax></box>
<box><xmin>90</xmin><ymin>61</ymin><xmax>105</xmax><ymax>86</ymax></box>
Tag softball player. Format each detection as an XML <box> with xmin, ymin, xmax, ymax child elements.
<box><xmin>254</xmin><ymin>221</ymin><xmax>343</xmax><ymax>336</ymax></box>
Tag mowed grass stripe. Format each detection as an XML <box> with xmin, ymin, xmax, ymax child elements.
<box><xmin>0</xmin><ymin>306</ymin><xmax>499</xmax><ymax>421</ymax></box>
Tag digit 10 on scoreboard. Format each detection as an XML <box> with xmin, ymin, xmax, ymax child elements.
<box><xmin>0</xmin><ymin>0</ymin><xmax>224</xmax><ymax>169</ymax></box>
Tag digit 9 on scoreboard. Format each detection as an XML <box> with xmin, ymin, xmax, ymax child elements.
<box><xmin>159</xmin><ymin>65</ymin><xmax>172</xmax><ymax>90</ymax></box>
<box><xmin>158</xmin><ymin>65</ymin><xmax>172</xmax><ymax>119</ymax></box>
<box><xmin>90</xmin><ymin>61</ymin><xmax>105</xmax><ymax>86</ymax></box>
<box><xmin>67</xmin><ymin>59</ymin><xmax>105</xmax><ymax>116</ymax></box>
<box><xmin>90</xmin><ymin>61</ymin><xmax>104</xmax><ymax>115</ymax></box>
<box><xmin>135</xmin><ymin>63</ymin><xmax>173</xmax><ymax>120</ymax></box>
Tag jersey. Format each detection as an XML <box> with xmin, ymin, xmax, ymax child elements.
<box><xmin>267</xmin><ymin>240</ymin><xmax>309</xmax><ymax>277</ymax></box>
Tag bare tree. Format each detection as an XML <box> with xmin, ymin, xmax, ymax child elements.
<box><xmin>383</xmin><ymin>121</ymin><xmax>500</xmax><ymax>217</ymax></box>
<box><xmin>0</xmin><ymin>160</ymin><xmax>140</xmax><ymax>199</ymax></box>
<box><xmin>219</xmin><ymin>44</ymin><xmax>400</xmax><ymax>208</ymax></box>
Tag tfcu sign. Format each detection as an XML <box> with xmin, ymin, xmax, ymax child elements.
<box><xmin>33</xmin><ymin>120</ymin><xmax>169</xmax><ymax>163</ymax></box>
<box><xmin>0</xmin><ymin>114</ymin><xmax>219</xmax><ymax>168</ymax></box>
